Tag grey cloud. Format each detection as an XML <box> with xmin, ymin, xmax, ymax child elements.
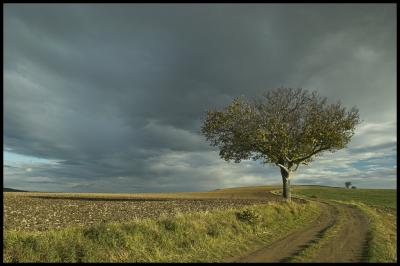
<box><xmin>4</xmin><ymin>4</ymin><xmax>396</xmax><ymax>192</ymax></box>
<box><xmin>4</xmin><ymin>165</ymin><xmax>18</xmax><ymax>169</ymax></box>
<box><xmin>349</xmin><ymin>141</ymin><xmax>397</xmax><ymax>154</ymax></box>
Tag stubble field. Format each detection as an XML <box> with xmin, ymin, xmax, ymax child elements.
<box><xmin>3</xmin><ymin>186</ymin><xmax>282</xmax><ymax>232</ymax></box>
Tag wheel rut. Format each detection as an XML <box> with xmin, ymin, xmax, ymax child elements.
<box><xmin>310</xmin><ymin>204</ymin><xmax>369</xmax><ymax>262</ymax></box>
<box><xmin>225</xmin><ymin>200</ymin><xmax>369</xmax><ymax>263</ymax></box>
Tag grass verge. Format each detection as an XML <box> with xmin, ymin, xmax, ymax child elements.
<box><xmin>3</xmin><ymin>201</ymin><xmax>320</xmax><ymax>263</ymax></box>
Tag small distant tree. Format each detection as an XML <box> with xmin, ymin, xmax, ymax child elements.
<box><xmin>351</xmin><ymin>186</ymin><xmax>357</xmax><ymax>189</ymax></box>
<box><xmin>201</xmin><ymin>88</ymin><xmax>360</xmax><ymax>201</ymax></box>
<box><xmin>345</xmin><ymin>181</ymin><xmax>352</xmax><ymax>189</ymax></box>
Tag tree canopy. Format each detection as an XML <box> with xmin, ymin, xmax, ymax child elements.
<box><xmin>201</xmin><ymin>88</ymin><xmax>360</xmax><ymax>173</ymax></box>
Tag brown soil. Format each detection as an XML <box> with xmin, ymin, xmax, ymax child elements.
<box><xmin>311</xmin><ymin>204</ymin><xmax>370</xmax><ymax>262</ymax></box>
<box><xmin>3</xmin><ymin>192</ymin><xmax>280</xmax><ymax>232</ymax></box>
<box><xmin>226</xmin><ymin>201</ymin><xmax>370</xmax><ymax>263</ymax></box>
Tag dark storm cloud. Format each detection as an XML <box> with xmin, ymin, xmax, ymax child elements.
<box><xmin>4</xmin><ymin>4</ymin><xmax>396</xmax><ymax>192</ymax></box>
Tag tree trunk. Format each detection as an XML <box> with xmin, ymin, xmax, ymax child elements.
<box><xmin>280</xmin><ymin>167</ymin><xmax>291</xmax><ymax>201</ymax></box>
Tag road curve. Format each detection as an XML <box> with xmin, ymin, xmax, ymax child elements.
<box><xmin>225</xmin><ymin>201</ymin><xmax>369</xmax><ymax>263</ymax></box>
<box><xmin>310</xmin><ymin>203</ymin><xmax>369</xmax><ymax>262</ymax></box>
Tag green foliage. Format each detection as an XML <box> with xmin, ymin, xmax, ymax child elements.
<box><xmin>201</xmin><ymin>88</ymin><xmax>360</xmax><ymax>172</ymax></box>
<box><xmin>201</xmin><ymin>97</ymin><xmax>255</xmax><ymax>163</ymax></box>
<box><xmin>235</xmin><ymin>208</ymin><xmax>262</xmax><ymax>224</ymax></box>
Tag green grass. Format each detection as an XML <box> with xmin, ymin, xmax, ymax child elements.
<box><xmin>292</xmin><ymin>186</ymin><xmax>396</xmax><ymax>210</ymax></box>
<box><xmin>293</xmin><ymin>186</ymin><xmax>397</xmax><ymax>263</ymax></box>
<box><xmin>3</xmin><ymin>201</ymin><xmax>320</xmax><ymax>263</ymax></box>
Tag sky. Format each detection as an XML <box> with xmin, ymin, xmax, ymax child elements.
<box><xmin>4</xmin><ymin>4</ymin><xmax>397</xmax><ymax>192</ymax></box>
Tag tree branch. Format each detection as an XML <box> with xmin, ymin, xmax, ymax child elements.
<box><xmin>292</xmin><ymin>146</ymin><xmax>329</xmax><ymax>164</ymax></box>
<box><xmin>276</xmin><ymin>163</ymin><xmax>290</xmax><ymax>173</ymax></box>
<box><xmin>284</xmin><ymin>155</ymin><xmax>293</xmax><ymax>163</ymax></box>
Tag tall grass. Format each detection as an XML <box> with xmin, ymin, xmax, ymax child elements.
<box><xmin>3</xmin><ymin>201</ymin><xmax>320</xmax><ymax>263</ymax></box>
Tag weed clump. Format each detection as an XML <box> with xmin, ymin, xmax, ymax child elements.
<box><xmin>235</xmin><ymin>208</ymin><xmax>261</xmax><ymax>224</ymax></box>
<box><xmin>160</xmin><ymin>219</ymin><xmax>178</xmax><ymax>231</ymax></box>
<box><xmin>206</xmin><ymin>226</ymin><xmax>220</xmax><ymax>237</ymax></box>
<box><xmin>83</xmin><ymin>224</ymin><xmax>127</xmax><ymax>248</ymax></box>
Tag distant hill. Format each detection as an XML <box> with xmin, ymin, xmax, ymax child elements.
<box><xmin>3</xmin><ymin>188</ymin><xmax>28</xmax><ymax>192</ymax></box>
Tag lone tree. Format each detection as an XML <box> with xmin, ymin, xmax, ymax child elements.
<box><xmin>345</xmin><ymin>181</ymin><xmax>352</xmax><ymax>189</ymax></box>
<box><xmin>201</xmin><ymin>88</ymin><xmax>360</xmax><ymax>201</ymax></box>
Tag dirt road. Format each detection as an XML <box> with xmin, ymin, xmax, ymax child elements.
<box><xmin>225</xmin><ymin>201</ymin><xmax>369</xmax><ymax>263</ymax></box>
<box><xmin>311</xmin><ymin>204</ymin><xmax>369</xmax><ymax>262</ymax></box>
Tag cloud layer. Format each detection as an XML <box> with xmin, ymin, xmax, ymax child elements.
<box><xmin>4</xmin><ymin>4</ymin><xmax>396</xmax><ymax>192</ymax></box>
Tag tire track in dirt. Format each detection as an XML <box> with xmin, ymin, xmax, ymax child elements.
<box><xmin>309</xmin><ymin>203</ymin><xmax>370</xmax><ymax>262</ymax></box>
<box><xmin>225</xmin><ymin>202</ymin><xmax>337</xmax><ymax>263</ymax></box>
<box><xmin>226</xmin><ymin>201</ymin><xmax>369</xmax><ymax>263</ymax></box>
